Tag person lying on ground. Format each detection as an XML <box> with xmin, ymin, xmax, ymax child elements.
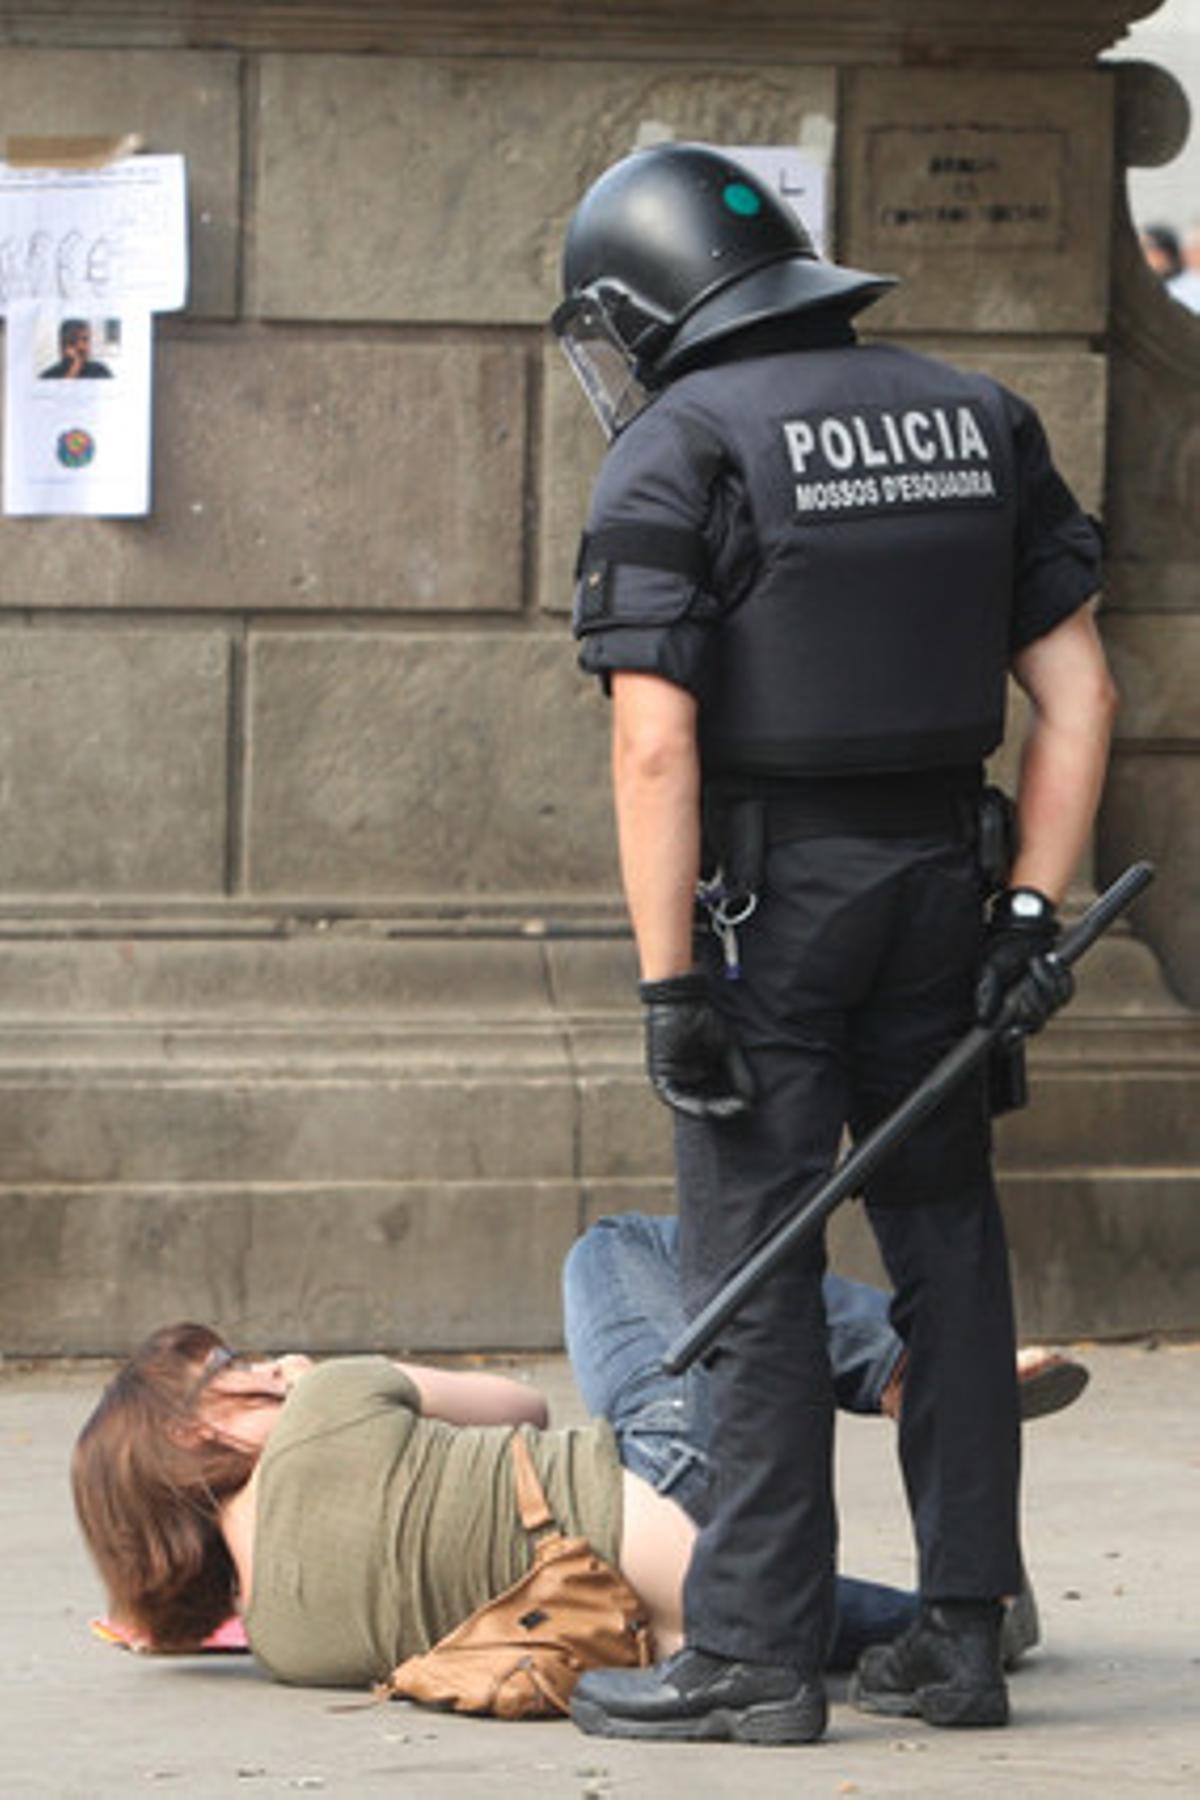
<box><xmin>70</xmin><ymin>1326</ymin><xmax>917</xmax><ymax>1686</ymax></box>
<box><xmin>72</xmin><ymin>1322</ymin><xmax>807</xmax><ymax>1687</ymax></box>
<box><xmin>72</xmin><ymin>1235</ymin><xmax>1085</xmax><ymax>1687</ymax></box>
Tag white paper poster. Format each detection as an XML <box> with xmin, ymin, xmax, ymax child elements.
<box><xmin>0</xmin><ymin>153</ymin><xmax>185</xmax><ymax>516</ymax></box>
<box><xmin>723</xmin><ymin>146</ymin><xmax>830</xmax><ymax>255</ymax></box>
<box><xmin>4</xmin><ymin>303</ymin><xmax>153</xmax><ymax>516</ymax></box>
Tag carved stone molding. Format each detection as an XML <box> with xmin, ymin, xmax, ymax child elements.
<box><xmin>1097</xmin><ymin>56</ymin><xmax>1200</xmax><ymax>1004</ymax></box>
<box><xmin>0</xmin><ymin>1</ymin><xmax>1169</xmax><ymax>62</ymax></box>
<box><xmin>1105</xmin><ymin>61</ymin><xmax>1200</xmax><ymax>603</ymax></box>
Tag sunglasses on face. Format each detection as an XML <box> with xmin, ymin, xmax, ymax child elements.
<box><xmin>183</xmin><ymin>1345</ymin><xmax>253</xmax><ymax>1409</ymax></box>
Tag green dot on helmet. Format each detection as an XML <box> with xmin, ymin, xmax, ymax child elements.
<box><xmin>722</xmin><ymin>181</ymin><xmax>762</xmax><ymax>218</ymax></box>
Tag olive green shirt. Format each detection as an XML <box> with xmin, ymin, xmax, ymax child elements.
<box><xmin>243</xmin><ymin>1358</ymin><xmax>623</xmax><ymax>1686</ymax></box>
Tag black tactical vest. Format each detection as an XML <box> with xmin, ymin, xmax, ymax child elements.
<box><xmin>678</xmin><ymin>343</ymin><xmax>1019</xmax><ymax>780</ymax></box>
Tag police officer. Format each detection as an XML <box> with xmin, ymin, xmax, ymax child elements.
<box><xmin>552</xmin><ymin>142</ymin><xmax>1117</xmax><ymax>1744</ymax></box>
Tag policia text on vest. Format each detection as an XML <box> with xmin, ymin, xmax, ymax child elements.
<box><xmin>782</xmin><ymin>399</ymin><xmax>1000</xmax><ymax>521</ymax></box>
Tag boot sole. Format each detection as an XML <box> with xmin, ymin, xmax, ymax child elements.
<box><xmin>570</xmin><ymin>1692</ymin><xmax>826</xmax><ymax>1745</ymax></box>
<box><xmin>849</xmin><ymin>1673</ymin><xmax>1009</xmax><ymax>1729</ymax></box>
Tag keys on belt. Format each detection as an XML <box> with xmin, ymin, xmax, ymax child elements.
<box><xmin>696</xmin><ymin>871</ymin><xmax>758</xmax><ymax>980</ymax></box>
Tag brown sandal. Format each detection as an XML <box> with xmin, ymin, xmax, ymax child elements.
<box><xmin>880</xmin><ymin>1347</ymin><xmax>1090</xmax><ymax>1422</ymax></box>
<box><xmin>1015</xmin><ymin>1348</ymin><xmax>1090</xmax><ymax>1421</ymax></box>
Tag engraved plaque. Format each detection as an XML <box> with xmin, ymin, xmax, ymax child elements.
<box><xmin>867</xmin><ymin>126</ymin><xmax>1066</xmax><ymax>251</ymax></box>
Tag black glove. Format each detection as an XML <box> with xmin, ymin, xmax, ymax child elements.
<box><xmin>975</xmin><ymin>887</ymin><xmax>1071</xmax><ymax>1036</ymax></box>
<box><xmin>1002</xmin><ymin>953</ymin><xmax>1074</xmax><ymax>1039</ymax></box>
<box><xmin>638</xmin><ymin>972</ymin><xmax>755</xmax><ymax>1120</ymax></box>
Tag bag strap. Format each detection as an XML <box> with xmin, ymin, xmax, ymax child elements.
<box><xmin>510</xmin><ymin>1431</ymin><xmax>556</xmax><ymax>1535</ymax></box>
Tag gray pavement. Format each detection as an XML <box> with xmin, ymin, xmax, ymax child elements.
<box><xmin>2</xmin><ymin>1339</ymin><xmax>1198</xmax><ymax>1799</ymax></box>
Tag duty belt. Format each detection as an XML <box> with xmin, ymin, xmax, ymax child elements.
<box><xmin>698</xmin><ymin>771</ymin><xmax>982</xmax><ymax>979</ymax></box>
<box><xmin>757</xmin><ymin>770</ymin><xmax>980</xmax><ymax>844</ymax></box>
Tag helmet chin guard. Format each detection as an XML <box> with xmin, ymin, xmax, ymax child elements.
<box><xmin>553</xmin><ymin>141</ymin><xmax>895</xmax><ymax>431</ymax></box>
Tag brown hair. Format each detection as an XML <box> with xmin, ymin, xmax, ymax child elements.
<box><xmin>71</xmin><ymin>1322</ymin><xmax>269</xmax><ymax>1649</ymax></box>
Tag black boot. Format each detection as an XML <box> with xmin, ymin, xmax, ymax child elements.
<box><xmin>849</xmin><ymin>1601</ymin><xmax>1009</xmax><ymax>1727</ymax></box>
<box><xmin>1000</xmin><ymin>1574</ymin><xmax>1040</xmax><ymax>1670</ymax></box>
<box><xmin>570</xmin><ymin>1647</ymin><xmax>827</xmax><ymax>1744</ymax></box>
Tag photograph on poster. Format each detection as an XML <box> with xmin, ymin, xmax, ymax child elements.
<box><xmin>37</xmin><ymin>315</ymin><xmax>120</xmax><ymax>381</ymax></box>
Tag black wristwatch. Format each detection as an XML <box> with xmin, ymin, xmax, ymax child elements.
<box><xmin>994</xmin><ymin>887</ymin><xmax>1055</xmax><ymax>925</ymax></box>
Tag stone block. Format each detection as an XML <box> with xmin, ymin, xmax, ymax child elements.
<box><xmin>252</xmin><ymin>55</ymin><xmax>835</xmax><ymax>321</ymax></box>
<box><xmin>545</xmin><ymin>936</ymin><xmax>639</xmax><ymax>1014</ymax></box>
<box><xmin>0</xmin><ymin>49</ymin><xmax>240</xmax><ymax>318</ymax></box>
<box><xmin>1000</xmin><ymin>1172</ymin><xmax>1200</xmax><ymax>1338</ymax></box>
<box><xmin>0</xmin><ymin>1181</ymin><xmax>582</xmax><ymax>1354</ymax></box>
<box><xmin>993</xmin><ymin>1068</ymin><xmax>1199</xmax><ymax>1169</ymax></box>
<box><xmin>579</xmin><ymin>1071</ymin><xmax>672</xmax><ymax>1182</ymax></box>
<box><xmin>244</xmin><ymin>632</ymin><xmax>620</xmax><ymax>897</ymax></box>
<box><xmin>0</xmin><ymin>934</ymin><xmax>560</xmax><ymax>1022</ymax></box>
<box><xmin>0</xmin><ymin>627</ymin><xmax>228</xmax><ymax>894</ymax></box>
<box><xmin>1105</xmin><ymin>614</ymin><xmax>1200</xmax><ymax>742</ymax></box>
<box><xmin>842</xmin><ymin>69</ymin><xmax>1112</xmax><ymax>335</ymax></box>
<box><xmin>0</xmin><ymin>1061</ymin><xmax>573</xmax><ymax>1187</ymax></box>
<box><xmin>1099</xmin><ymin>754</ymin><xmax>1200</xmax><ymax>1006</ymax></box>
<box><xmin>828</xmin><ymin>1173</ymin><xmax>1200</xmax><ymax>1339</ymax></box>
<box><xmin>0</xmin><ymin>334</ymin><xmax>528</xmax><ymax>613</ymax></box>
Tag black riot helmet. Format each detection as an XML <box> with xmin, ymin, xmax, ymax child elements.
<box><xmin>552</xmin><ymin>141</ymin><xmax>896</xmax><ymax>436</ymax></box>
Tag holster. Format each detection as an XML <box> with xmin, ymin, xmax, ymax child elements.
<box><xmin>987</xmin><ymin>1037</ymin><xmax>1029</xmax><ymax>1115</ymax></box>
<box><xmin>975</xmin><ymin>784</ymin><xmax>1017</xmax><ymax>899</ymax></box>
<box><xmin>974</xmin><ymin>784</ymin><xmax>1028</xmax><ymax>1116</ymax></box>
<box><xmin>700</xmin><ymin>791</ymin><xmax>766</xmax><ymax>903</ymax></box>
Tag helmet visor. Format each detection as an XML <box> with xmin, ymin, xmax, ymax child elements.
<box><xmin>551</xmin><ymin>293</ymin><xmax>653</xmax><ymax>440</ymax></box>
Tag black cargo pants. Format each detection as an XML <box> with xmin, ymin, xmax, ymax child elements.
<box><xmin>676</xmin><ymin>828</ymin><xmax>1023</xmax><ymax>1672</ymax></box>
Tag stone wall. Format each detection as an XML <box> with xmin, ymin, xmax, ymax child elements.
<box><xmin>0</xmin><ymin>0</ymin><xmax>1195</xmax><ymax>1353</ymax></box>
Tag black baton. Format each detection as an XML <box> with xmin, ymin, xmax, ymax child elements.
<box><xmin>662</xmin><ymin>860</ymin><xmax>1155</xmax><ymax>1377</ymax></box>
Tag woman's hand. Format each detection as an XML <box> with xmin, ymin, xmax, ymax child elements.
<box><xmin>275</xmin><ymin>1354</ymin><xmax>316</xmax><ymax>1391</ymax></box>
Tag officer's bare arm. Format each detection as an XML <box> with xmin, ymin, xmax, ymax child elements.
<box><xmin>1008</xmin><ymin>599</ymin><xmax>1119</xmax><ymax>904</ymax></box>
<box><xmin>611</xmin><ymin>671</ymin><xmax>701</xmax><ymax>980</ymax></box>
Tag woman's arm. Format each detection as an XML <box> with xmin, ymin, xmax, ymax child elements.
<box><xmin>395</xmin><ymin>1361</ymin><xmax>550</xmax><ymax>1429</ymax></box>
<box><xmin>267</xmin><ymin>1351</ymin><xmax>549</xmax><ymax>1428</ymax></box>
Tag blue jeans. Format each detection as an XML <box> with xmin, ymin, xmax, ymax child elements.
<box><xmin>562</xmin><ymin>1211</ymin><xmax>918</xmax><ymax>1672</ymax></box>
